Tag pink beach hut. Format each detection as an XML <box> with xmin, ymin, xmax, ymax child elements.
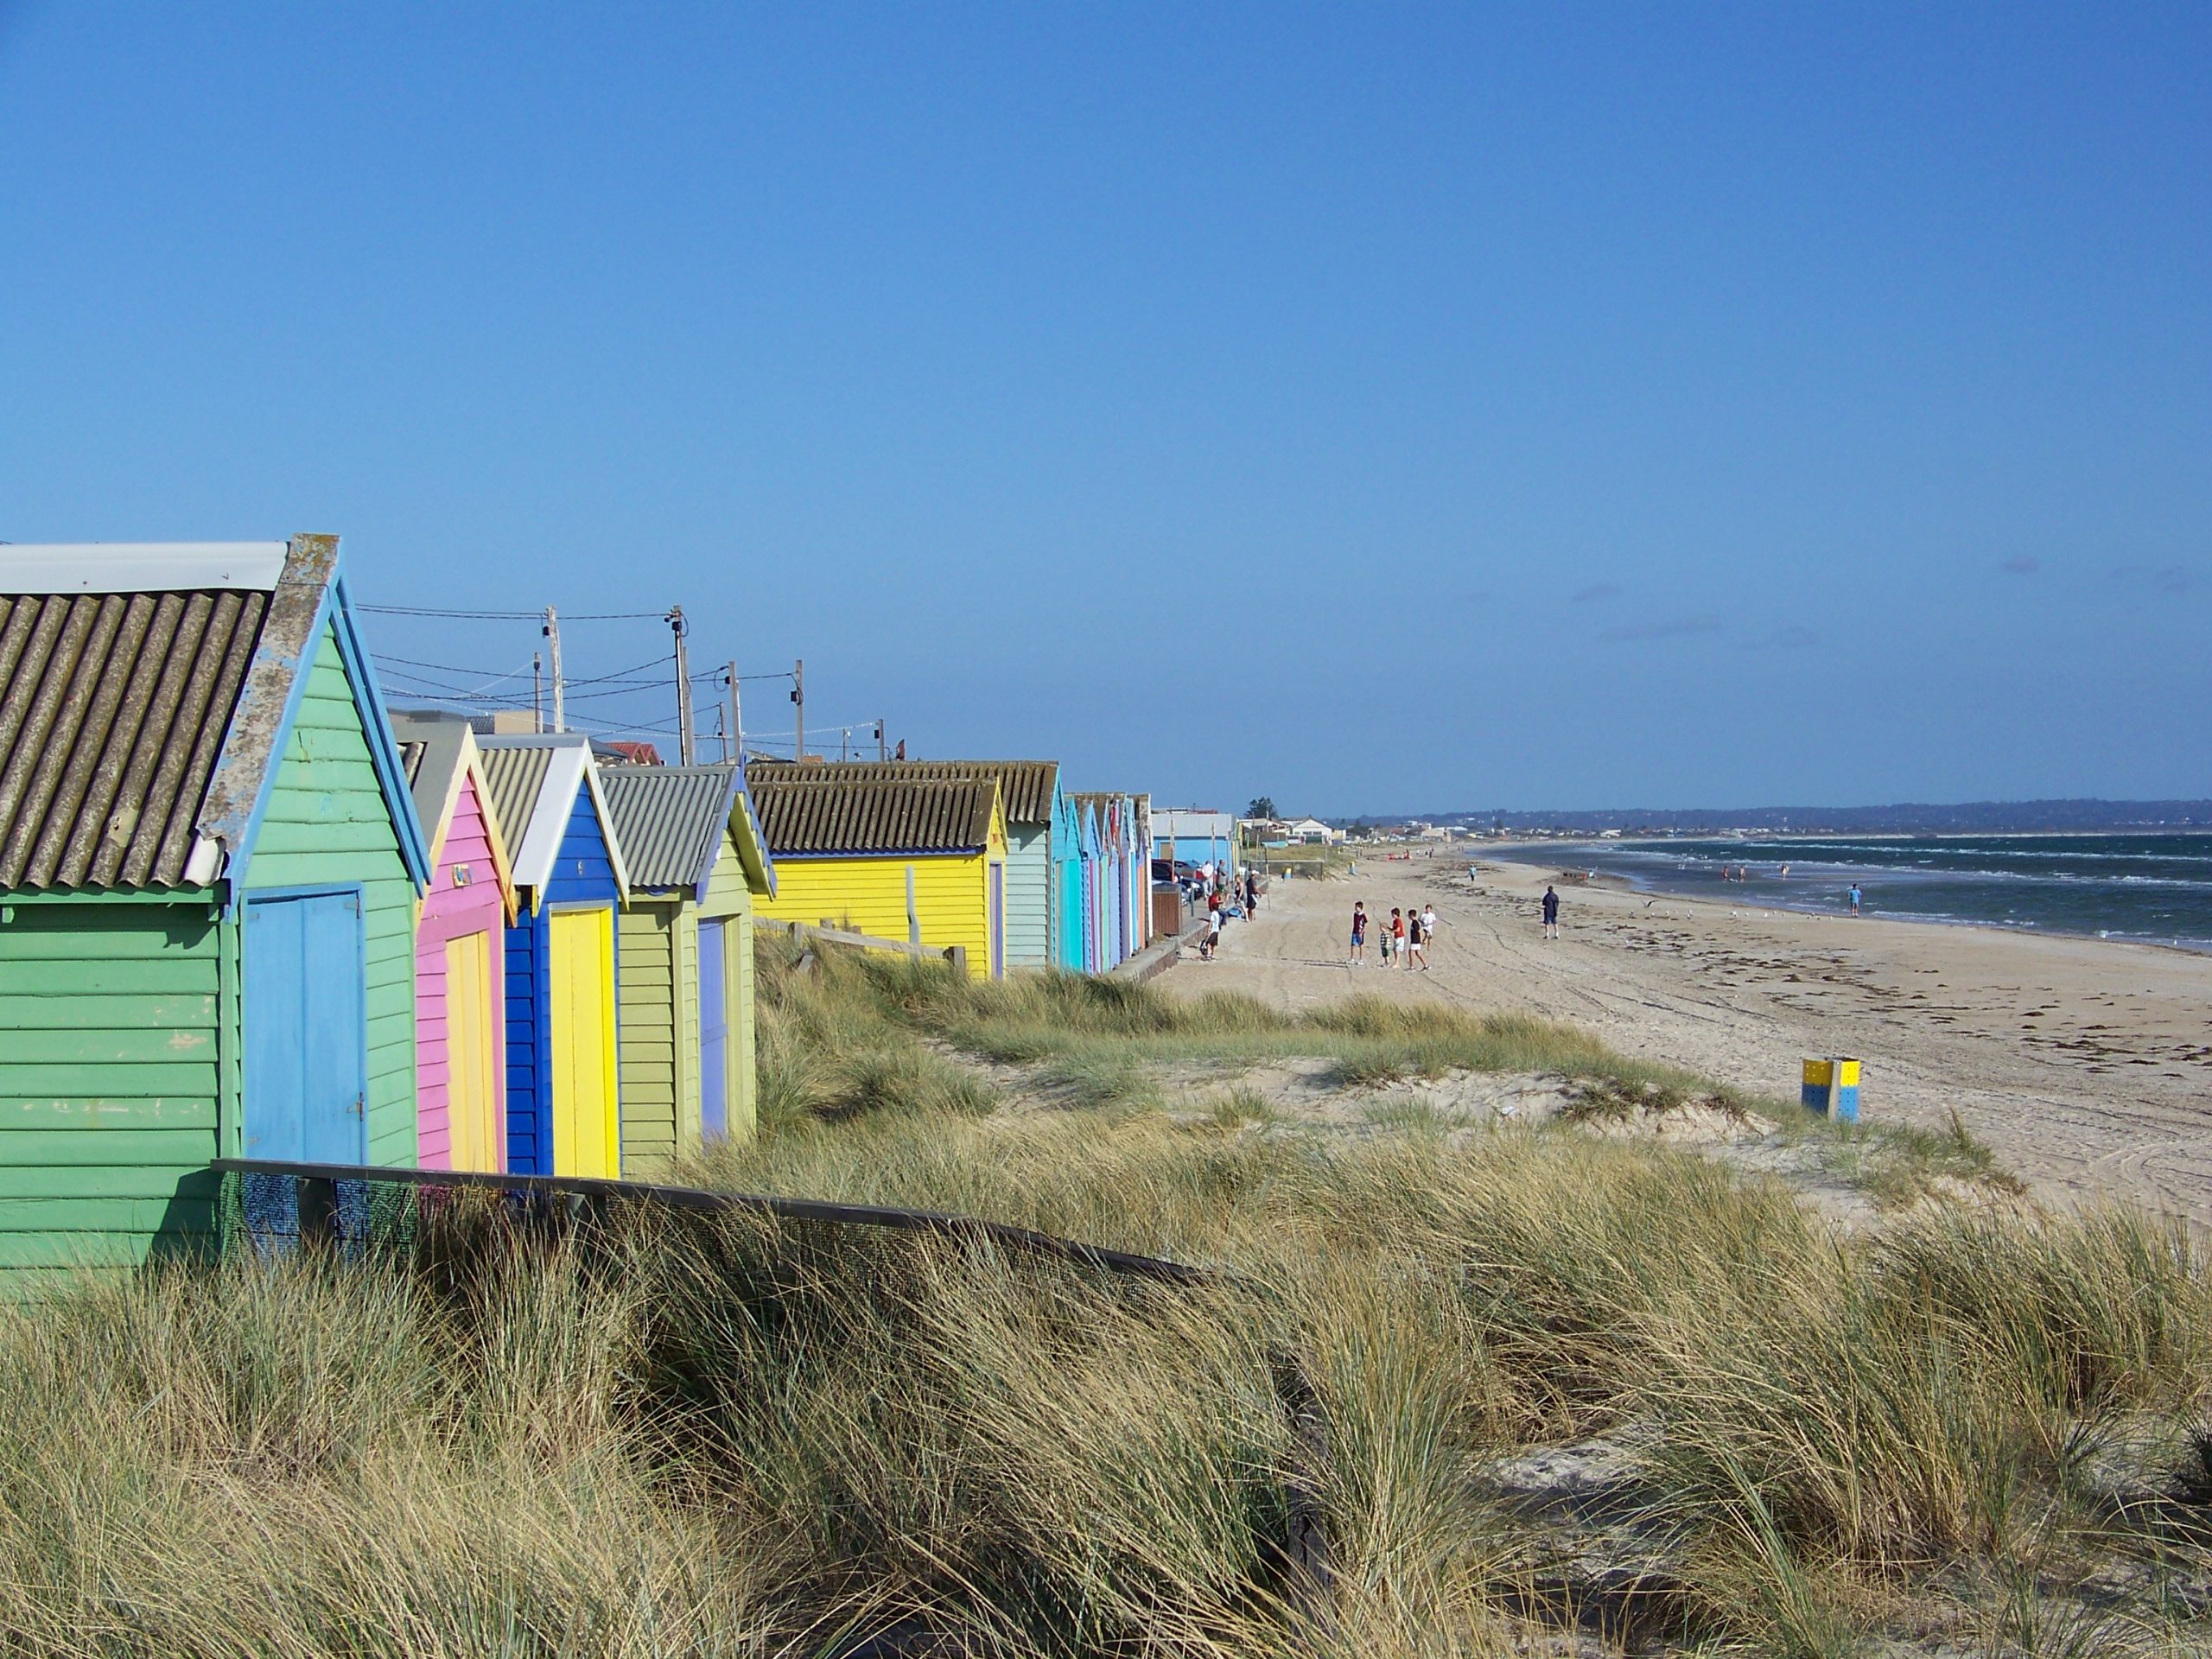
<box><xmin>393</xmin><ymin>713</ymin><xmax>519</xmax><ymax>1172</ymax></box>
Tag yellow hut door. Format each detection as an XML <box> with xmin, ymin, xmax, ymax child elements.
<box><xmin>549</xmin><ymin>907</ymin><xmax>620</xmax><ymax>1179</ymax></box>
<box><xmin>444</xmin><ymin>931</ymin><xmax>500</xmax><ymax>1172</ymax></box>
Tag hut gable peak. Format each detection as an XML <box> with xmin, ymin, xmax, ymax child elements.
<box><xmin>0</xmin><ymin>535</ymin><xmax>427</xmax><ymax>896</ymax></box>
<box><xmin>474</xmin><ymin>733</ymin><xmax>631</xmax><ymax>899</ymax></box>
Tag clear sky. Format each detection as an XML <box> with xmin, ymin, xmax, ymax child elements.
<box><xmin>4</xmin><ymin>4</ymin><xmax>2207</xmax><ymax>816</ymax></box>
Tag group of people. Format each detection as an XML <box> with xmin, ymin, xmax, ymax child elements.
<box><xmin>1198</xmin><ymin>868</ymin><xmax>1261</xmax><ymax>960</ymax></box>
<box><xmin>1346</xmin><ymin>900</ymin><xmax>1439</xmax><ymax>969</ymax></box>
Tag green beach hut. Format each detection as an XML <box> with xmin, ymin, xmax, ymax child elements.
<box><xmin>598</xmin><ymin>762</ymin><xmax>776</xmax><ymax>1174</ymax></box>
<box><xmin>0</xmin><ymin>537</ymin><xmax>429</xmax><ymax>1288</ymax></box>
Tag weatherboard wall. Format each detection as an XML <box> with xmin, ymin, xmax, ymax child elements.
<box><xmin>0</xmin><ymin>899</ymin><xmax>224</xmax><ymax>1283</ymax></box>
<box><xmin>504</xmin><ymin>785</ymin><xmax>623</xmax><ymax>1176</ymax></box>
<box><xmin>1001</xmin><ymin>818</ymin><xmax>1052</xmax><ymax>969</ymax></box>
<box><xmin>413</xmin><ymin>767</ymin><xmax>506</xmax><ymax>1170</ymax></box>
<box><xmin>615</xmin><ymin>898</ymin><xmax>696</xmax><ymax>1178</ymax></box>
<box><xmin>240</xmin><ymin>621</ymin><xmax>418</xmax><ymax>1167</ymax></box>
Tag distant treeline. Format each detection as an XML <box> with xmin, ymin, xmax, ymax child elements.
<box><xmin>1357</xmin><ymin>799</ymin><xmax>2212</xmax><ymax>835</ymax></box>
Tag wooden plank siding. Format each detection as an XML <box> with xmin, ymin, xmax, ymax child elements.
<box><xmin>413</xmin><ymin>768</ymin><xmax>506</xmax><ymax>1169</ymax></box>
<box><xmin>241</xmin><ymin>622</ymin><xmax>417</xmax><ymax>1168</ymax></box>
<box><xmin>0</xmin><ymin>904</ymin><xmax>224</xmax><ymax>1281</ymax></box>
<box><xmin>1001</xmin><ymin>819</ymin><xmax>1053</xmax><ymax>969</ymax></box>
<box><xmin>616</xmin><ymin>899</ymin><xmax>697</xmax><ymax>1178</ymax></box>
<box><xmin>757</xmin><ymin>849</ymin><xmax>1001</xmax><ymax>980</ymax></box>
<box><xmin>504</xmin><ymin>783</ymin><xmax>623</xmax><ymax>1176</ymax></box>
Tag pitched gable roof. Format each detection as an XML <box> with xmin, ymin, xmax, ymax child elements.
<box><xmin>0</xmin><ymin>537</ymin><xmax>428</xmax><ymax>894</ymax></box>
<box><xmin>598</xmin><ymin>763</ymin><xmax>745</xmax><ymax>897</ymax></box>
<box><xmin>749</xmin><ymin>759</ymin><xmax>1058</xmax><ymax>826</ymax></box>
<box><xmin>474</xmin><ymin>733</ymin><xmax>630</xmax><ymax>899</ymax></box>
<box><xmin>751</xmin><ymin>774</ymin><xmax>999</xmax><ymax>856</ymax></box>
<box><xmin>390</xmin><ymin>710</ymin><xmax>518</xmax><ymax>918</ymax></box>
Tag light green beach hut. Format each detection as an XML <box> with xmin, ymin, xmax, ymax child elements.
<box><xmin>599</xmin><ymin>763</ymin><xmax>776</xmax><ymax>1174</ymax></box>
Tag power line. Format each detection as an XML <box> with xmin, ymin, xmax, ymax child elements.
<box><xmin>359</xmin><ymin>603</ymin><xmax>666</xmax><ymax>621</ymax></box>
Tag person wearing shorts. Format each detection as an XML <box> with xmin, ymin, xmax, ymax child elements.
<box><xmin>1349</xmin><ymin>901</ymin><xmax>1368</xmax><ymax>964</ymax></box>
<box><xmin>1541</xmin><ymin>886</ymin><xmax>1560</xmax><ymax>939</ymax></box>
<box><xmin>1389</xmin><ymin>907</ymin><xmax>1405</xmax><ymax>964</ymax></box>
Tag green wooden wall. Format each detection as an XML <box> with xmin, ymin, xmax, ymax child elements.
<box><xmin>238</xmin><ymin>620</ymin><xmax>417</xmax><ymax>1166</ymax></box>
<box><xmin>616</xmin><ymin>898</ymin><xmax>697</xmax><ymax>1178</ymax></box>
<box><xmin>0</xmin><ymin>899</ymin><xmax>226</xmax><ymax>1286</ymax></box>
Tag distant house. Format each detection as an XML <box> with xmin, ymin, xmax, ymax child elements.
<box><xmin>392</xmin><ymin>713</ymin><xmax>518</xmax><ymax>1173</ymax></box>
<box><xmin>598</xmin><ymin>764</ymin><xmax>776</xmax><ymax>1173</ymax></box>
<box><xmin>1151</xmin><ymin>808</ymin><xmax>1239</xmax><ymax>881</ymax></box>
<box><xmin>750</xmin><ymin>774</ymin><xmax>1007</xmax><ymax>980</ymax></box>
<box><xmin>476</xmin><ymin>734</ymin><xmax>631</xmax><ymax>1178</ymax></box>
<box><xmin>1284</xmin><ymin>817</ymin><xmax>1338</xmax><ymax>845</ymax></box>
<box><xmin>0</xmin><ymin>537</ymin><xmax>429</xmax><ymax>1285</ymax></box>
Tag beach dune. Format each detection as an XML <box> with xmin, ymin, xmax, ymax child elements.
<box><xmin>1167</xmin><ymin>849</ymin><xmax>2212</xmax><ymax>1224</ymax></box>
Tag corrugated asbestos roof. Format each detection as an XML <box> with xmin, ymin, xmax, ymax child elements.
<box><xmin>0</xmin><ymin>588</ymin><xmax>270</xmax><ymax>889</ymax></box>
<box><xmin>750</xmin><ymin>758</ymin><xmax>1058</xmax><ymax>825</ymax></box>
<box><xmin>751</xmin><ymin>775</ymin><xmax>997</xmax><ymax>856</ymax></box>
<box><xmin>476</xmin><ymin>744</ymin><xmax>554</xmax><ymax>851</ymax></box>
<box><xmin>598</xmin><ymin>764</ymin><xmax>741</xmax><ymax>892</ymax></box>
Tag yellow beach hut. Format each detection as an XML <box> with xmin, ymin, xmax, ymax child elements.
<box><xmin>750</xmin><ymin>773</ymin><xmax>1007</xmax><ymax>979</ymax></box>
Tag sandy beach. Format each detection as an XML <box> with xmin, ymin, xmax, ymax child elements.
<box><xmin>1163</xmin><ymin>849</ymin><xmax>2212</xmax><ymax>1224</ymax></box>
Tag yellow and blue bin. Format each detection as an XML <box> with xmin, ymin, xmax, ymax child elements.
<box><xmin>1801</xmin><ymin>1057</ymin><xmax>1861</xmax><ymax>1122</ymax></box>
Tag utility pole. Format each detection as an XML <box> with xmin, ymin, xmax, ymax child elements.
<box><xmin>532</xmin><ymin>652</ymin><xmax>544</xmax><ymax>734</ymax></box>
<box><xmin>791</xmin><ymin>658</ymin><xmax>804</xmax><ymax>761</ymax></box>
<box><xmin>543</xmin><ymin>607</ymin><xmax>565</xmax><ymax>733</ymax></box>
<box><xmin>724</xmin><ymin>662</ymin><xmax>741</xmax><ymax>763</ymax></box>
<box><xmin>875</xmin><ymin>719</ymin><xmax>887</xmax><ymax>760</ymax></box>
<box><xmin>839</xmin><ymin>727</ymin><xmax>850</xmax><ymax>763</ymax></box>
<box><xmin>668</xmin><ymin>607</ymin><xmax>695</xmax><ymax>765</ymax></box>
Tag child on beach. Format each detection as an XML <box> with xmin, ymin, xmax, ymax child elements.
<box><xmin>1201</xmin><ymin>906</ymin><xmax>1222</xmax><ymax>959</ymax></box>
<box><xmin>1408</xmin><ymin>907</ymin><xmax>1429</xmax><ymax>969</ymax></box>
<box><xmin>1349</xmin><ymin>901</ymin><xmax>1367</xmax><ymax>964</ymax></box>
<box><xmin>1420</xmin><ymin>904</ymin><xmax>1439</xmax><ymax>964</ymax></box>
<box><xmin>1390</xmin><ymin>906</ymin><xmax>1407</xmax><ymax>964</ymax></box>
<box><xmin>1382</xmin><ymin>908</ymin><xmax>1401</xmax><ymax>965</ymax></box>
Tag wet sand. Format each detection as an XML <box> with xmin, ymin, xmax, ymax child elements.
<box><xmin>1160</xmin><ymin>849</ymin><xmax>2212</xmax><ymax>1223</ymax></box>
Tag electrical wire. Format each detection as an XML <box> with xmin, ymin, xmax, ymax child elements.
<box><xmin>358</xmin><ymin>603</ymin><xmax>668</xmax><ymax>621</ymax></box>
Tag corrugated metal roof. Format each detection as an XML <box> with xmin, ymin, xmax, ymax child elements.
<box><xmin>752</xmin><ymin>775</ymin><xmax>998</xmax><ymax>856</ymax></box>
<box><xmin>476</xmin><ymin>744</ymin><xmax>554</xmax><ymax>853</ymax></box>
<box><xmin>598</xmin><ymin>764</ymin><xmax>741</xmax><ymax>892</ymax></box>
<box><xmin>750</xmin><ymin>758</ymin><xmax>1058</xmax><ymax>825</ymax></box>
<box><xmin>0</xmin><ymin>588</ymin><xmax>270</xmax><ymax>889</ymax></box>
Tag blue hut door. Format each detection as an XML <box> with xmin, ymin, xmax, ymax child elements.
<box><xmin>243</xmin><ymin>892</ymin><xmax>367</xmax><ymax>1163</ymax></box>
<box><xmin>698</xmin><ymin>919</ymin><xmax>728</xmax><ymax>1141</ymax></box>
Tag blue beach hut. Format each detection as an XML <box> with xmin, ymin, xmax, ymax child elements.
<box><xmin>475</xmin><ymin>734</ymin><xmax>630</xmax><ymax>1179</ymax></box>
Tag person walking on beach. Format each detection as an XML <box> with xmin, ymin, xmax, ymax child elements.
<box><xmin>1421</xmin><ymin>903</ymin><xmax>1440</xmax><ymax>957</ymax></box>
<box><xmin>1384</xmin><ymin>907</ymin><xmax>1402</xmax><ymax>965</ymax></box>
<box><xmin>1847</xmin><ymin>882</ymin><xmax>1862</xmax><ymax>917</ymax></box>
<box><xmin>1541</xmin><ymin>886</ymin><xmax>1560</xmax><ymax>939</ymax></box>
<box><xmin>1201</xmin><ymin>906</ymin><xmax>1222</xmax><ymax>960</ymax></box>
<box><xmin>1244</xmin><ymin>870</ymin><xmax>1259</xmax><ymax>915</ymax></box>
<box><xmin>1409</xmin><ymin>906</ymin><xmax>1431</xmax><ymax>969</ymax></box>
<box><xmin>1349</xmin><ymin>901</ymin><xmax>1368</xmax><ymax>965</ymax></box>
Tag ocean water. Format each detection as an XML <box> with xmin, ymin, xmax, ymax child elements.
<box><xmin>1532</xmin><ymin>834</ymin><xmax>2212</xmax><ymax>952</ymax></box>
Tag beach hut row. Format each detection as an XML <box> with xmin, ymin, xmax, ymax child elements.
<box><xmin>0</xmin><ymin>542</ymin><xmax>760</xmax><ymax>1284</ymax></box>
<box><xmin>0</xmin><ymin>540</ymin><xmax>1171</xmax><ymax>1287</ymax></box>
<box><xmin>745</xmin><ymin>763</ymin><xmax>1156</xmax><ymax>976</ymax></box>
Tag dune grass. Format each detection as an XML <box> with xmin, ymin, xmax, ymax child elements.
<box><xmin>3</xmin><ymin>940</ymin><xmax>2209</xmax><ymax>1655</ymax></box>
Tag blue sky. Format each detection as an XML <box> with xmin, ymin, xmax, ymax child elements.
<box><xmin>3</xmin><ymin>4</ymin><xmax>2207</xmax><ymax>815</ymax></box>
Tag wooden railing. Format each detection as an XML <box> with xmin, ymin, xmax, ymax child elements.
<box><xmin>210</xmin><ymin>1157</ymin><xmax>1207</xmax><ymax>1284</ymax></box>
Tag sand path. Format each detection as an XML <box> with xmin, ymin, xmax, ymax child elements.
<box><xmin>1160</xmin><ymin>849</ymin><xmax>2212</xmax><ymax>1224</ymax></box>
